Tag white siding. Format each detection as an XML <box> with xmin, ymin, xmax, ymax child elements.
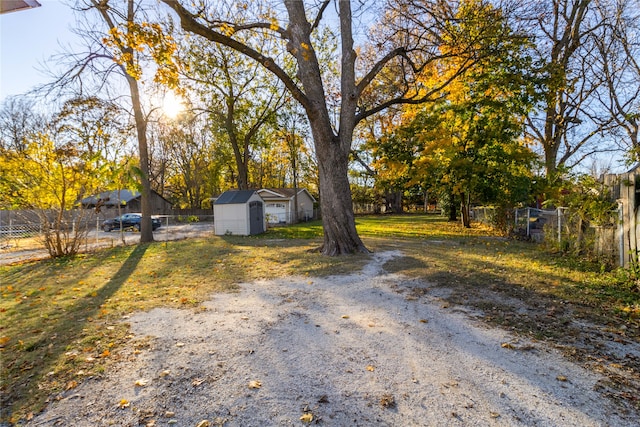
<box><xmin>214</xmin><ymin>193</ymin><xmax>265</xmax><ymax>236</ymax></box>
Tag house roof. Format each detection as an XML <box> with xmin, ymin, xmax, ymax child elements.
<box><xmin>1</xmin><ymin>0</ymin><xmax>40</xmax><ymax>14</ymax></box>
<box><xmin>80</xmin><ymin>189</ymin><xmax>172</xmax><ymax>207</ymax></box>
<box><xmin>80</xmin><ymin>189</ymin><xmax>140</xmax><ymax>207</ymax></box>
<box><xmin>257</xmin><ymin>188</ymin><xmax>315</xmax><ymax>202</ymax></box>
<box><xmin>214</xmin><ymin>190</ymin><xmax>260</xmax><ymax>205</ymax></box>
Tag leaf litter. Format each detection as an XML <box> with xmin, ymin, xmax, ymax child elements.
<box><xmin>26</xmin><ymin>251</ymin><xmax>640</xmax><ymax>426</ymax></box>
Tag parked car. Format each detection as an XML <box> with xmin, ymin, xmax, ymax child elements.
<box><xmin>102</xmin><ymin>213</ymin><xmax>161</xmax><ymax>232</ymax></box>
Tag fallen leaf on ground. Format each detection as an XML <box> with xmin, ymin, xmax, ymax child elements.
<box><xmin>380</xmin><ymin>393</ymin><xmax>396</xmax><ymax>408</ymax></box>
<box><xmin>300</xmin><ymin>413</ymin><xmax>313</xmax><ymax>423</ymax></box>
<box><xmin>248</xmin><ymin>380</ymin><xmax>262</xmax><ymax>389</ymax></box>
<box><xmin>556</xmin><ymin>375</ymin><xmax>567</xmax><ymax>382</ymax></box>
<box><xmin>119</xmin><ymin>399</ymin><xmax>130</xmax><ymax>409</ymax></box>
<box><xmin>135</xmin><ymin>379</ymin><xmax>148</xmax><ymax>387</ymax></box>
<box><xmin>160</xmin><ymin>369</ymin><xmax>171</xmax><ymax>377</ymax></box>
<box><xmin>176</xmin><ymin>342</ymin><xmax>185</xmax><ymax>347</ymax></box>
<box><xmin>341</xmin><ymin>315</ymin><xmax>350</xmax><ymax>319</ymax></box>
<box><xmin>366</xmin><ymin>365</ymin><xmax>376</xmax><ymax>372</ymax></box>
<box><xmin>195</xmin><ymin>421</ymin><xmax>210</xmax><ymax>427</ymax></box>
<box><xmin>501</xmin><ymin>342</ymin><xmax>515</xmax><ymax>349</ymax></box>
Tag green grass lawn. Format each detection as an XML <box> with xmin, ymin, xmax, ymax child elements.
<box><xmin>1</xmin><ymin>214</ymin><xmax>638</xmax><ymax>424</ymax></box>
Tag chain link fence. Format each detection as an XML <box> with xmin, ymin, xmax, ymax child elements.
<box><xmin>474</xmin><ymin>206</ymin><xmax>620</xmax><ymax>267</ymax></box>
<box><xmin>0</xmin><ymin>210</ymin><xmax>216</xmax><ymax>263</ymax></box>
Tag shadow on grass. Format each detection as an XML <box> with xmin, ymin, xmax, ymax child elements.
<box><xmin>1</xmin><ymin>244</ymin><xmax>149</xmax><ymax>422</ymax></box>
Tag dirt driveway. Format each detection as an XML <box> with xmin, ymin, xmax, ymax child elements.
<box><xmin>26</xmin><ymin>251</ymin><xmax>639</xmax><ymax>426</ymax></box>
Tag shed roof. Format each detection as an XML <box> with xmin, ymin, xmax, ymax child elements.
<box><xmin>214</xmin><ymin>190</ymin><xmax>260</xmax><ymax>205</ymax></box>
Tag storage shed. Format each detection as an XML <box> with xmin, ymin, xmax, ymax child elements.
<box><xmin>213</xmin><ymin>190</ymin><xmax>265</xmax><ymax>236</ymax></box>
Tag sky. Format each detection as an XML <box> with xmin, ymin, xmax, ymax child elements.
<box><xmin>0</xmin><ymin>0</ymin><xmax>78</xmax><ymax>102</ymax></box>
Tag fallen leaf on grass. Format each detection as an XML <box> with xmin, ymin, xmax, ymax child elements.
<box><xmin>248</xmin><ymin>380</ymin><xmax>262</xmax><ymax>389</ymax></box>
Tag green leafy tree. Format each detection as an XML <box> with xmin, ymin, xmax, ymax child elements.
<box><xmin>0</xmin><ymin>97</ymin><xmax>121</xmax><ymax>257</ymax></box>
<box><xmin>374</xmin><ymin>0</ymin><xmax>540</xmax><ymax>227</ymax></box>
<box><xmin>183</xmin><ymin>39</ymin><xmax>286</xmax><ymax>190</ymax></box>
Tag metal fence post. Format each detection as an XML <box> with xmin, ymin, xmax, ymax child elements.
<box><xmin>557</xmin><ymin>208</ymin><xmax>562</xmax><ymax>243</ymax></box>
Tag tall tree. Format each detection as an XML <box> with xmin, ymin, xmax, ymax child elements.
<box><xmin>157</xmin><ymin>112</ymin><xmax>216</xmax><ymax>208</ymax></box>
<box><xmin>183</xmin><ymin>40</ymin><xmax>285</xmax><ymax>189</ymax></box>
<box><xmin>161</xmin><ymin>0</ymin><xmax>494</xmax><ymax>255</ymax></box>
<box><xmin>0</xmin><ymin>96</ymin><xmax>44</xmax><ymax>153</ymax></box>
<box><xmin>591</xmin><ymin>0</ymin><xmax>640</xmax><ymax>161</ymax></box>
<box><xmin>371</xmin><ymin>0</ymin><xmax>539</xmax><ymax>226</ymax></box>
<box><xmin>522</xmin><ymin>0</ymin><xmax>617</xmax><ymax>175</ymax></box>
<box><xmin>50</xmin><ymin>0</ymin><xmax>181</xmax><ymax>242</ymax></box>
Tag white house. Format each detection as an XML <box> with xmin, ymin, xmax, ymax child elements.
<box><xmin>257</xmin><ymin>188</ymin><xmax>316</xmax><ymax>225</ymax></box>
<box><xmin>213</xmin><ymin>190</ymin><xmax>265</xmax><ymax>236</ymax></box>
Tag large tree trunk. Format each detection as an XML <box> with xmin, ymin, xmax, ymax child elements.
<box><xmin>314</xmin><ymin>130</ymin><xmax>368</xmax><ymax>255</ymax></box>
<box><xmin>460</xmin><ymin>192</ymin><xmax>471</xmax><ymax>228</ymax></box>
<box><xmin>286</xmin><ymin>0</ymin><xmax>368</xmax><ymax>255</ymax></box>
<box><xmin>128</xmin><ymin>75</ymin><xmax>154</xmax><ymax>243</ymax></box>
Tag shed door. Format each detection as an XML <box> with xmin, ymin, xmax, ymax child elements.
<box><xmin>249</xmin><ymin>201</ymin><xmax>264</xmax><ymax>235</ymax></box>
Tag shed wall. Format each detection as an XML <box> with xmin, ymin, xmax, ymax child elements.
<box><xmin>214</xmin><ymin>204</ymin><xmax>249</xmax><ymax>235</ymax></box>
